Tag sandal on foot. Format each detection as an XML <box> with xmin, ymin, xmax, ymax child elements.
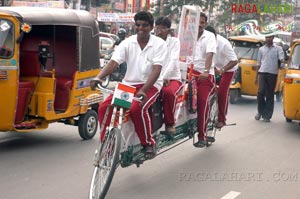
<box><xmin>215</xmin><ymin>121</ymin><xmax>225</xmax><ymax>129</ymax></box>
<box><xmin>144</xmin><ymin>144</ymin><xmax>157</xmax><ymax>160</ymax></box>
<box><xmin>193</xmin><ymin>140</ymin><xmax>207</xmax><ymax>148</ymax></box>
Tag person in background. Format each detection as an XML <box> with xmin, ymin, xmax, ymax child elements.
<box><xmin>205</xmin><ymin>26</ymin><xmax>238</xmax><ymax>129</ymax></box>
<box><xmin>155</xmin><ymin>16</ymin><xmax>183</xmax><ymax>134</ymax></box>
<box><xmin>115</xmin><ymin>28</ymin><xmax>127</xmax><ymax>45</ymax></box>
<box><xmin>254</xmin><ymin>35</ymin><xmax>284</xmax><ymax>122</ymax></box>
<box><xmin>90</xmin><ymin>11</ymin><xmax>167</xmax><ymax>159</ymax></box>
<box><xmin>190</xmin><ymin>12</ymin><xmax>217</xmax><ymax>148</ymax></box>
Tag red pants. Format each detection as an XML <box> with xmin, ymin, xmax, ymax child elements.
<box><xmin>161</xmin><ymin>80</ymin><xmax>183</xmax><ymax>126</ymax></box>
<box><xmin>196</xmin><ymin>74</ymin><xmax>215</xmax><ymax>140</ymax></box>
<box><xmin>98</xmin><ymin>84</ymin><xmax>159</xmax><ymax>146</ymax></box>
<box><xmin>217</xmin><ymin>71</ymin><xmax>235</xmax><ymax>124</ymax></box>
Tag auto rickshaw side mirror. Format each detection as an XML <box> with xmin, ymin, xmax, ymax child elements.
<box><xmin>38</xmin><ymin>41</ymin><xmax>50</xmax><ymax>71</ymax></box>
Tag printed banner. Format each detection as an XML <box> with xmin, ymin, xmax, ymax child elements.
<box><xmin>112</xmin><ymin>83</ymin><xmax>136</xmax><ymax>109</ymax></box>
<box><xmin>178</xmin><ymin>5</ymin><xmax>201</xmax><ymax>62</ymax></box>
<box><xmin>98</xmin><ymin>13</ymin><xmax>135</xmax><ymax>23</ymax></box>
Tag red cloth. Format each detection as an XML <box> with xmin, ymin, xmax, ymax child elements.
<box><xmin>161</xmin><ymin>80</ymin><xmax>183</xmax><ymax>125</ymax></box>
<box><xmin>98</xmin><ymin>84</ymin><xmax>159</xmax><ymax>146</ymax></box>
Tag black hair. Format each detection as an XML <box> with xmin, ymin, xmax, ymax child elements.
<box><xmin>200</xmin><ymin>12</ymin><xmax>207</xmax><ymax>22</ymax></box>
<box><xmin>205</xmin><ymin>25</ymin><xmax>216</xmax><ymax>37</ymax></box>
<box><xmin>155</xmin><ymin>16</ymin><xmax>171</xmax><ymax>28</ymax></box>
<box><xmin>134</xmin><ymin>11</ymin><xmax>154</xmax><ymax>26</ymax></box>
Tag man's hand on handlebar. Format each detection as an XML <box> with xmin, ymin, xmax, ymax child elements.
<box><xmin>136</xmin><ymin>90</ymin><xmax>147</xmax><ymax>105</ymax></box>
<box><xmin>90</xmin><ymin>78</ymin><xmax>103</xmax><ymax>90</ymax></box>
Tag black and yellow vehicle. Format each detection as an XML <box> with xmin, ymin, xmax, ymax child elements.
<box><xmin>228</xmin><ymin>35</ymin><xmax>285</xmax><ymax>104</ymax></box>
<box><xmin>283</xmin><ymin>39</ymin><xmax>300</xmax><ymax>122</ymax></box>
<box><xmin>0</xmin><ymin>7</ymin><xmax>103</xmax><ymax>139</ymax></box>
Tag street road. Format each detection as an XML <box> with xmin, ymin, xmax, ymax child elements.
<box><xmin>1</xmin><ymin>95</ymin><xmax>300</xmax><ymax>199</ymax></box>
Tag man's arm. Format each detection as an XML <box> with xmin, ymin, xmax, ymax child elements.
<box><xmin>90</xmin><ymin>60</ymin><xmax>119</xmax><ymax>90</ymax></box>
<box><xmin>199</xmin><ymin>52</ymin><xmax>214</xmax><ymax>80</ymax></box>
<box><xmin>96</xmin><ymin>60</ymin><xmax>119</xmax><ymax>80</ymax></box>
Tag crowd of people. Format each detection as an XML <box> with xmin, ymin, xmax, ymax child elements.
<box><xmin>91</xmin><ymin>10</ymin><xmax>283</xmax><ymax>159</ymax></box>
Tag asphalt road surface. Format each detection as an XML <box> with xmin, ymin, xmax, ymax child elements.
<box><xmin>1</xmin><ymin>96</ymin><xmax>300</xmax><ymax>199</ymax></box>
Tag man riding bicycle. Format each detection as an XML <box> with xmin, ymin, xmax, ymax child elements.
<box><xmin>90</xmin><ymin>11</ymin><xmax>167</xmax><ymax>160</ymax></box>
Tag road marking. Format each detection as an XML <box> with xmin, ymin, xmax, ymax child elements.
<box><xmin>221</xmin><ymin>191</ymin><xmax>241</xmax><ymax>199</ymax></box>
<box><xmin>0</xmin><ymin>137</ymin><xmax>21</xmax><ymax>144</ymax></box>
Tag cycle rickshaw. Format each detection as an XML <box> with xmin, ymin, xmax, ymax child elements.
<box><xmin>0</xmin><ymin>7</ymin><xmax>103</xmax><ymax>139</ymax></box>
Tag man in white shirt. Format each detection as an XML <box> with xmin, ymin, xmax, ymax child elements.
<box><xmin>154</xmin><ymin>16</ymin><xmax>183</xmax><ymax>134</ymax></box>
<box><xmin>205</xmin><ymin>26</ymin><xmax>238</xmax><ymax>129</ymax></box>
<box><xmin>91</xmin><ymin>11</ymin><xmax>167</xmax><ymax>159</ymax></box>
<box><xmin>190</xmin><ymin>13</ymin><xmax>217</xmax><ymax>148</ymax></box>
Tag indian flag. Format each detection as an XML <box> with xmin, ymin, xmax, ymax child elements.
<box><xmin>112</xmin><ymin>83</ymin><xmax>136</xmax><ymax>109</ymax></box>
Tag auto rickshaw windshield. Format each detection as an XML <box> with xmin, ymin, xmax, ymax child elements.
<box><xmin>232</xmin><ymin>41</ymin><xmax>262</xmax><ymax>60</ymax></box>
<box><xmin>289</xmin><ymin>44</ymin><xmax>300</xmax><ymax>69</ymax></box>
<box><xmin>0</xmin><ymin>19</ymin><xmax>14</xmax><ymax>58</ymax></box>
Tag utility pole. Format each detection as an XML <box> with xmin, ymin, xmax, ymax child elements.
<box><xmin>159</xmin><ymin>0</ymin><xmax>165</xmax><ymax>16</ymax></box>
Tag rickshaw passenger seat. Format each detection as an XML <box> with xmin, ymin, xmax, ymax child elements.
<box><xmin>54</xmin><ymin>77</ymin><xmax>73</xmax><ymax>110</ymax></box>
<box><xmin>53</xmin><ymin>40</ymin><xmax>76</xmax><ymax>111</ymax></box>
<box><xmin>15</xmin><ymin>81</ymin><xmax>35</xmax><ymax>124</ymax></box>
<box><xmin>19</xmin><ymin>51</ymin><xmax>41</xmax><ymax>77</ymax></box>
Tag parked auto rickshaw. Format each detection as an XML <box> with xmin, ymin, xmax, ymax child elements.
<box><xmin>0</xmin><ymin>7</ymin><xmax>103</xmax><ymax>139</ymax></box>
<box><xmin>283</xmin><ymin>39</ymin><xmax>300</xmax><ymax>122</ymax></box>
<box><xmin>228</xmin><ymin>35</ymin><xmax>286</xmax><ymax>104</ymax></box>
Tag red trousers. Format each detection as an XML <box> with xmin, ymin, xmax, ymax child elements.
<box><xmin>98</xmin><ymin>84</ymin><xmax>159</xmax><ymax>146</ymax></box>
<box><xmin>196</xmin><ymin>74</ymin><xmax>215</xmax><ymax>140</ymax></box>
<box><xmin>161</xmin><ymin>80</ymin><xmax>183</xmax><ymax>126</ymax></box>
<box><xmin>217</xmin><ymin>71</ymin><xmax>235</xmax><ymax>124</ymax></box>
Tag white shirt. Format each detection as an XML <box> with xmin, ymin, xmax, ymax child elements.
<box><xmin>214</xmin><ymin>34</ymin><xmax>238</xmax><ymax>72</ymax></box>
<box><xmin>162</xmin><ymin>37</ymin><xmax>181</xmax><ymax>81</ymax></box>
<box><xmin>192</xmin><ymin>30</ymin><xmax>216</xmax><ymax>75</ymax></box>
<box><xmin>111</xmin><ymin>34</ymin><xmax>167</xmax><ymax>90</ymax></box>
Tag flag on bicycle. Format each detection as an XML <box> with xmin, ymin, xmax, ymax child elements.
<box><xmin>112</xmin><ymin>83</ymin><xmax>136</xmax><ymax>109</ymax></box>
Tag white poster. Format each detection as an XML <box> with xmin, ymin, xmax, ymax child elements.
<box><xmin>178</xmin><ymin>5</ymin><xmax>201</xmax><ymax>62</ymax></box>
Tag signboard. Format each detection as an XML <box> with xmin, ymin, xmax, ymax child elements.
<box><xmin>12</xmin><ymin>1</ymin><xmax>65</xmax><ymax>8</ymax></box>
<box><xmin>178</xmin><ymin>5</ymin><xmax>201</xmax><ymax>62</ymax></box>
<box><xmin>97</xmin><ymin>13</ymin><xmax>135</xmax><ymax>23</ymax></box>
<box><xmin>178</xmin><ymin>5</ymin><xmax>201</xmax><ymax>80</ymax></box>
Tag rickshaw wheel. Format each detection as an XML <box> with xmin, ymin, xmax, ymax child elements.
<box><xmin>229</xmin><ymin>89</ymin><xmax>240</xmax><ymax>104</ymax></box>
<box><xmin>89</xmin><ymin>128</ymin><xmax>121</xmax><ymax>199</ymax></box>
<box><xmin>78</xmin><ymin>109</ymin><xmax>98</xmax><ymax>140</ymax></box>
<box><xmin>286</xmin><ymin>118</ymin><xmax>292</xmax><ymax>123</ymax></box>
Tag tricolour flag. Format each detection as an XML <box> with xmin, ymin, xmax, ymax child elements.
<box><xmin>112</xmin><ymin>83</ymin><xmax>136</xmax><ymax>109</ymax></box>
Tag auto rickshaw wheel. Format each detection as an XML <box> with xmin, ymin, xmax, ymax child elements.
<box><xmin>285</xmin><ymin>118</ymin><xmax>292</xmax><ymax>123</ymax></box>
<box><xmin>78</xmin><ymin>109</ymin><xmax>98</xmax><ymax>140</ymax></box>
<box><xmin>229</xmin><ymin>89</ymin><xmax>240</xmax><ymax>104</ymax></box>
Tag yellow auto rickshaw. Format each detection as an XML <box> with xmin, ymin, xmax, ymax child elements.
<box><xmin>0</xmin><ymin>7</ymin><xmax>103</xmax><ymax>139</ymax></box>
<box><xmin>228</xmin><ymin>35</ymin><xmax>286</xmax><ymax>104</ymax></box>
<box><xmin>283</xmin><ymin>39</ymin><xmax>300</xmax><ymax>122</ymax></box>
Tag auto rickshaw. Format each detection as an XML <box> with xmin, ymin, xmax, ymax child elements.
<box><xmin>0</xmin><ymin>7</ymin><xmax>103</xmax><ymax>139</ymax></box>
<box><xmin>228</xmin><ymin>35</ymin><xmax>286</xmax><ymax>104</ymax></box>
<box><xmin>283</xmin><ymin>39</ymin><xmax>300</xmax><ymax>122</ymax></box>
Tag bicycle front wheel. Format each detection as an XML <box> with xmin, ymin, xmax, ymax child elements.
<box><xmin>89</xmin><ymin>128</ymin><xmax>121</xmax><ymax>199</ymax></box>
